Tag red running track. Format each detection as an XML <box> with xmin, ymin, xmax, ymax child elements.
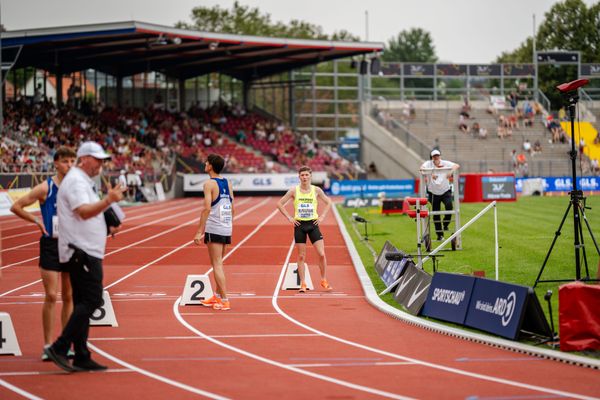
<box><xmin>1</xmin><ymin>197</ymin><xmax>599</xmax><ymax>399</ymax></box>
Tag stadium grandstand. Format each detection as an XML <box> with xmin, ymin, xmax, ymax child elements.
<box><xmin>0</xmin><ymin>21</ymin><xmax>383</xmax><ymax>193</ymax></box>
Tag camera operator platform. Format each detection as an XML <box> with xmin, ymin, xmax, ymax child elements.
<box><xmin>419</xmin><ymin>150</ymin><xmax>462</xmax><ymax>251</ymax></box>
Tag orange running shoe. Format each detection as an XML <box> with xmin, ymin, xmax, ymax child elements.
<box><xmin>213</xmin><ymin>299</ymin><xmax>231</xmax><ymax>311</ymax></box>
<box><xmin>200</xmin><ymin>295</ymin><xmax>219</xmax><ymax>307</ymax></box>
<box><xmin>320</xmin><ymin>279</ymin><xmax>333</xmax><ymax>291</ymax></box>
<box><xmin>299</xmin><ymin>282</ymin><xmax>307</xmax><ymax>293</ymax></box>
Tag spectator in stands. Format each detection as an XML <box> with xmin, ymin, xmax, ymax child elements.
<box><xmin>558</xmin><ymin>107</ymin><xmax>567</xmax><ymax>121</ymax></box>
<box><xmin>532</xmin><ymin>140</ymin><xmax>542</xmax><ymax>156</ymax></box>
<box><xmin>510</xmin><ymin>149</ymin><xmax>518</xmax><ymax>172</ymax></box>
<box><xmin>458</xmin><ymin>115</ymin><xmax>469</xmax><ymax>134</ymax></box>
<box><xmin>508</xmin><ymin>92</ymin><xmax>518</xmax><ymax>111</ymax></box>
<box><xmin>471</xmin><ymin>122</ymin><xmax>481</xmax><ymax>138</ymax></box>
<box><xmin>523</xmin><ymin>139</ymin><xmax>532</xmax><ymax>155</ymax></box>
<box><xmin>591</xmin><ymin>158</ymin><xmax>600</xmax><ymax>175</ymax></box>
<box><xmin>420</xmin><ymin>150</ymin><xmax>459</xmax><ymax>241</ymax></box>
<box><xmin>579</xmin><ymin>138</ymin><xmax>586</xmax><ymax>156</ymax></box>
<box><xmin>478</xmin><ymin>126</ymin><xmax>488</xmax><ymax>140</ymax></box>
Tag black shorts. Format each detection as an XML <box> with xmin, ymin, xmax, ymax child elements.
<box><xmin>294</xmin><ymin>220</ymin><xmax>323</xmax><ymax>244</ymax></box>
<box><xmin>39</xmin><ymin>236</ymin><xmax>68</xmax><ymax>272</ymax></box>
<box><xmin>204</xmin><ymin>232</ymin><xmax>231</xmax><ymax>245</ymax></box>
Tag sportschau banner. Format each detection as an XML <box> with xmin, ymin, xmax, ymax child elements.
<box><xmin>374</xmin><ymin>241</ymin><xmax>399</xmax><ymax>277</ymax></box>
<box><xmin>421</xmin><ymin>273</ymin><xmax>476</xmax><ymax>325</ymax></box>
<box><xmin>393</xmin><ymin>263</ymin><xmax>432</xmax><ymax>315</ymax></box>
<box><xmin>343</xmin><ymin>198</ymin><xmax>380</xmax><ymax>208</ymax></box>
<box><xmin>464</xmin><ymin>278</ymin><xmax>530</xmax><ymax>340</ymax></box>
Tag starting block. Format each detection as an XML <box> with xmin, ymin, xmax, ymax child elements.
<box><xmin>282</xmin><ymin>262</ymin><xmax>314</xmax><ymax>290</ymax></box>
<box><xmin>0</xmin><ymin>312</ymin><xmax>21</xmax><ymax>356</ymax></box>
<box><xmin>90</xmin><ymin>290</ymin><xmax>118</xmax><ymax>327</ymax></box>
<box><xmin>180</xmin><ymin>274</ymin><xmax>214</xmax><ymax>305</ymax></box>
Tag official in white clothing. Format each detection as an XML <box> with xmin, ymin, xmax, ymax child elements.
<box><xmin>45</xmin><ymin>141</ymin><xmax>126</xmax><ymax>373</ymax></box>
<box><xmin>420</xmin><ymin>150</ymin><xmax>460</xmax><ymax>240</ymax></box>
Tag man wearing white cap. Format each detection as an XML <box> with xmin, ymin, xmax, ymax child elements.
<box><xmin>420</xmin><ymin>150</ymin><xmax>460</xmax><ymax>241</ymax></box>
<box><xmin>45</xmin><ymin>141</ymin><xmax>126</xmax><ymax>373</ymax></box>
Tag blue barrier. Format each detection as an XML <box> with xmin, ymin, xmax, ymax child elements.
<box><xmin>421</xmin><ymin>273</ymin><xmax>476</xmax><ymax>325</ymax></box>
<box><xmin>328</xmin><ymin>179</ymin><xmax>415</xmax><ymax>197</ymax></box>
<box><xmin>464</xmin><ymin>278</ymin><xmax>530</xmax><ymax>340</ymax></box>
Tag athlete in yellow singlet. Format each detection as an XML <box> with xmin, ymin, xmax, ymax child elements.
<box><xmin>277</xmin><ymin>166</ymin><xmax>333</xmax><ymax>292</ymax></box>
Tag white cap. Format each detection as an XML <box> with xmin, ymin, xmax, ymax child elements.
<box><xmin>120</xmin><ymin>169</ymin><xmax>126</xmax><ymax>174</ymax></box>
<box><xmin>77</xmin><ymin>141</ymin><xmax>111</xmax><ymax>159</ymax></box>
<box><xmin>431</xmin><ymin>149</ymin><xmax>441</xmax><ymax>157</ymax></box>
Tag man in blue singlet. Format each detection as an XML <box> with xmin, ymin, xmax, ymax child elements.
<box><xmin>193</xmin><ymin>154</ymin><xmax>234</xmax><ymax>311</ymax></box>
<box><xmin>277</xmin><ymin>165</ymin><xmax>333</xmax><ymax>293</ymax></box>
<box><xmin>10</xmin><ymin>147</ymin><xmax>77</xmax><ymax>360</ymax></box>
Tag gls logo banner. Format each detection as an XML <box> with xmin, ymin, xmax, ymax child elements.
<box><xmin>465</xmin><ymin>278</ymin><xmax>529</xmax><ymax>340</ymax></box>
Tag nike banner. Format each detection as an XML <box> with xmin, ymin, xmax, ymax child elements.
<box><xmin>393</xmin><ymin>264</ymin><xmax>432</xmax><ymax>315</ymax></box>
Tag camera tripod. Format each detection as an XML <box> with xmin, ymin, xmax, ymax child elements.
<box><xmin>534</xmin><ymin>82</ymin><xmax>600</xmax><ymax>287</ymax></box>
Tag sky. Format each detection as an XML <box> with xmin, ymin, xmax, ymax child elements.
<box><xmin>2</xmin><ymin>0</ymin><xmax>596</xmax><ymax>63</ymax></box>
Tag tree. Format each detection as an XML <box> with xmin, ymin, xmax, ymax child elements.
<box><xmin>494</xmin><ymin>0</ymin><xmax>600</xmax><ymax>109</ymax></box>
<box><xmin>176</xmin><ymin>1</ymin><xmax>358</xmax><ymax>41</ymax></box>
<box><xmin>382</xmin><ymin>28</ymin><xmax>437</xmax><ymax>62</ymax></box>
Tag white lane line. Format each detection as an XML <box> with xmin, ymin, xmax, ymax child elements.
<box><xmin>272</xmin><ymin>242</ymin><xmax>599</xmax><ymax>400</ymax></box>
<box><xmin>0</xmin><ymin>368</ymin><xmax>132</xmax><ymax>377</ymax></box>
<box><xmin>172</xmin><ymin>206</ymin><xmax>413</xmax><ymax>400</ymax></box>
<box><xmin>288</xmin><ymin>361</ymin><xmax>414</xmax><ymax>368</ymax></box>
<box><xmin>0</xmin><ymin>198</ymin><xmax>253</xmax><ymax>295</ymax></box>
<box><xmin>0</xmin><ymin>199</ymin><xmax>195</xmax><ymax>260</ymax></box>
<box><xmin>104</xmin><ymin>197</ymin><xmax>265</xmax><ymax>289</ymax></box>
<box><xmin>0</xmin><ymin>378</ymin><xmax>43</xmax><ymax>400</ymax></box>
<box><xmin>88</xmin><ymin>343</ymin><xmax>229</xmax><ymax>400</ymax></box>
<box><xmin>181</xmin><ymin>312</ymin><xmax>279</xmax><ymax>316</ymax></box>
<box><xmin>173</xmin><ymin>297</ymin><xmax>412</xmax><ymax>400</ymax></box>
<box><xmin>1</xmin><ymin>201</ymin><xmax>192</xmax><ymax>240</ymax></box>
<box><xmin>89</xmin><ymin>333</ymin><xmax>320</xmax><ymax>341</ymax></box>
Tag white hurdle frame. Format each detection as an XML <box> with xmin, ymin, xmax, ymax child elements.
<box><xmin>380</xmin><ymin>201</ymin><xmax>499</xmax><ymax>296</ymax></box>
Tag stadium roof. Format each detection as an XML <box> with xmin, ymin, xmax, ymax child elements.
<box><xmin>2</xmin><ymin>21</ymin><xmax>384</xmax><ymax>81</ymax></box>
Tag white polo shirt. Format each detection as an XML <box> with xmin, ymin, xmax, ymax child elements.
<box><xmin>57</xmin><ymin>166</ymin><xmax>108</xmax><ymax>262</ymax></box>
<box><xmin>420</xmin><ymin>159</ymin><xmax>457</xmax><ymax>196</ymax></box>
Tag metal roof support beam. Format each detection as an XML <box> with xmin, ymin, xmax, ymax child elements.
<box><xmin>116</xmin><ymin>75</ymin><xmax>123</xmax><ymax>108</ymax></box>
<box><xmin>56</xmin><ymin>70</ymin><xmax>63</xmax><ymax>106</ymax></box>
<box><xmin>178</xmin><ymin>78</ymin><xmax>186</xmax><ymax>112</ymax></box>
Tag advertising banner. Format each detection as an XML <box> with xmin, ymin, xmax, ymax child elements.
<box><xmin>515</xmin><ymin>176</ymin><xmax>600</xmax><ymax>193</ymax></box>
<box><xmin>465</xmin><ymin>278</ymin><xmax>530</xmax><ymax>340</ymax></box>
<box><xmin>328</xmin><ymin>180</ymin><xmax>415</xmax><ymax>197</ymax></box>
<box><xmin>421</xmin><ymin>273</ymin><xmax>476</xmax><ymax>325</ymax></box>
<box><xmin>184</xmin><ymin>173</ymin><xmax>300</xmax><ymax>192</ymax></box>
<box><xmin>481</xmin><ymin>176</ymin><xmax>516</xmax><ymax>200</ymax></box>
<box><xmin>343</xmin><ymin>197</ymin><xmax>380</xmax><ymax>208</ymax></box>
<box><xmin>393</xmin><ymin>263</ymin><xmax>432</xmax><ymax>315</ymax></box>
<box><xmin>374</xmin><ymin>241</ymin><xmax>399</xmax><ymax>277</ymax></box>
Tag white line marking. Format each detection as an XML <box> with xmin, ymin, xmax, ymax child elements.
<box><xmin>104</xmin><ymin>197</ymin><xmax>265</xmax><ymax>289</ymax></box>
<box><xmin>288</xmin><ymin>361</ymin><xmax>414</xmax><ymax>368</ymax></box>
<box><xmin>172</xmin><ymin>207</ymin><xmax>414</xmax><ymax>400</ymax></box>
<box><xmin>272</xmin><ymin>242</ymin><xmax>599</xmax><ymax>400</ymax></box>
<box><xmin>0</xmin><ymin>378</ymin><xmax>43</xmax><ymax>400</ymax></box>
<box><xmin>88</xmin><ymin>343</ymin><xmax>229</xmax><ymax>400</ymax></box>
